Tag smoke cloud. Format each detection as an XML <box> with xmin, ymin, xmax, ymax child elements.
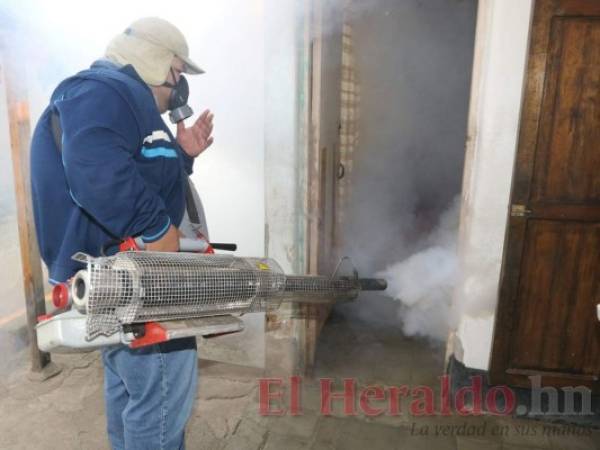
<box><xmin>339</xmin><ymin>0</ymin><xmax>478</xmax><ymax>341</ymax></box>
<box><xmin>376</xmin><ymin>196</ymin><xmax>460</xmax><ymax>341</ymax></box>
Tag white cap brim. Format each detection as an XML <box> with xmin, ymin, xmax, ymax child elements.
<box><xmin>180</xmin><ymin>55</ymin><xmax>205</xmax><ymax>75</ymax></box>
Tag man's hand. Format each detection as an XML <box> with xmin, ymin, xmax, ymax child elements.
<box><xmin>145</xmin><ymin>225</ymin><xmax>180</xmax><ymax>252</ymax></box>
<box><xmin>177</xmin><ymin>109</ymin><xmax>214</xmax><ymax>158</ymax></box>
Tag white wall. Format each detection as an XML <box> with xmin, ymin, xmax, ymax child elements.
<box><xmin>450</xmin><ymin>0</ymin><xmax>534</xmax><ymax>370</ymax></box>
<box><xmin>264</xmin><ymin>0</ymin><xmax>308</xmax><ymax>274</ymax></box>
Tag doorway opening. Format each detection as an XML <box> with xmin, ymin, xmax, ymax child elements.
<box><xmin>308</xmin><ymin>0</ymin><xmax>478</xmax><ymax>383</ymax></box>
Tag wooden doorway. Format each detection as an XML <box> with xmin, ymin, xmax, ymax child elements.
<box><xmin>490</xmin><ymin>0</ymin><xmax>600</xmax><ymax>391</ymax></box>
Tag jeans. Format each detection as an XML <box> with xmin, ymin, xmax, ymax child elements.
<box><xmin>102</xmin><ymin>338</ymin><xmax>198</xmax><ymax>450</ymax></box>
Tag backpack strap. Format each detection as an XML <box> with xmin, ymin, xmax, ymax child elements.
<box><xmin>50</xmin><ymin>111</ymin><xmax>63</xmax><ymax>152</ymax></box>
<box><xmin>185</xmin><ymin>178</ymin><xmax>201</xmax><ymax>224</ymax></box>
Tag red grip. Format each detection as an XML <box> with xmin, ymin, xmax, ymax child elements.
<box><xmin>129</xmin><ymin>322</ymin><xmax>169</xmax><ymax>349</ymax></box>
<box><xmin>119</xmin><ymin>237</ymin><xmax>140</xmax><ymax>252</ymax></box>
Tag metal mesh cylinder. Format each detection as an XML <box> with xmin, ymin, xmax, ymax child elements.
<box><xmin>77</xmin><ymin>252</ymin><xmax>286</xmax><ymax>338</ymax></box>
<box><xmin>74</xmin><ymin>251</ymin><xmax>361</xmax><ymax>339</ymax></box>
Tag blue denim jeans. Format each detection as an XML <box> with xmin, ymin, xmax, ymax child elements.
<box><xmin>102</xmin><ymin>338</ymin><xmax>198</xmax><ymax>450</ymax></box>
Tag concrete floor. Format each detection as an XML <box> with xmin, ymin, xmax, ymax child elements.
<box><xmin>0</xmin><ymin>297</ymin><xmax>599</xmax><ymax>449</ymax></box>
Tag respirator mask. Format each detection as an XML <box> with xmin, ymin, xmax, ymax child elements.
<box><xmin>163</xmin><ymin>68</ymin><xmax>194</xmax><ymax>124</ymax></box>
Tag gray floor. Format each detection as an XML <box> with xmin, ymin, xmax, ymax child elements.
<box><xmin>0</xmin><ymin>297</ymin><xmax>598</xmax><ymax>449</ymax></box>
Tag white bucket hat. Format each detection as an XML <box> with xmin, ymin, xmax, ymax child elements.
<box><xmin>105</xmin><ymin>17</ymin><xmax>204</xmax><ymax>86</ymax></box>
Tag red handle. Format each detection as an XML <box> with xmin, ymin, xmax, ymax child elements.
<box><xmin>119</xmin><ymin>237</ymin><xmax>140</xmax><ymax>252</ymax></box>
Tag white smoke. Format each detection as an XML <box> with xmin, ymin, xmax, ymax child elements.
<box><xmin>377</xmin><ymin>196</ymin><xmax>461</xmax><ymax>341</ymax></box>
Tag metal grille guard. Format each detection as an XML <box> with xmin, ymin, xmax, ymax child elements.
<box><xmin>37</xmin><ymin>251</ymin><xmax>386</xmax><ymax>352</ymax></box>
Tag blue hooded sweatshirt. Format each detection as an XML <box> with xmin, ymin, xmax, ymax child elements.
<box><xmin>31</xmin><ymin>60</ymin><xmax>194</xmax><ymax>283</ymax></box>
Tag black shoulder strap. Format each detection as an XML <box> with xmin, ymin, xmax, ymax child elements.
<box><xmin>50</xmin><ymin>111</ymin><xmax>63</xmax><ymax>152</ymax></box>
<box><xmin>185</xmin><ymin>178</ymin><xmax>201</xmax><ymax>224</ymax></box>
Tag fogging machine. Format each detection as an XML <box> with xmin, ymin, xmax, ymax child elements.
<box><xmin>37</xmin><ymin>238</ymin><xmax>386</xmax><ymax>352</ymax></box>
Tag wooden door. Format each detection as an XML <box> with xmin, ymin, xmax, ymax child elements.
<box><xmin>490</xmin><ymin>0</ymin><xmax>600</xmax><ymax>391</ymax></box>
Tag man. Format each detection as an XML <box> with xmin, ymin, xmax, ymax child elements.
<box><xmin>30</xmin><ymin>17</ymin><xmax>213</xmax><ymax>449</ymax></box>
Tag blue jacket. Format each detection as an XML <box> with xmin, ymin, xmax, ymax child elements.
<box><xmin>31</xmin><ymin>61</ymin><xmax>194</xmax><ymax>283</ymax></box>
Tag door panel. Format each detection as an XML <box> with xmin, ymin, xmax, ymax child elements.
<box><xmin>490</xmin><ymin>0</ymin><xmax>600</xmax><ymax>390</ymax></box>
<box><xmin>510</xmin><ymin>221</ymin><xmax>600</xmax><ymax>373</ymax></box>
<box><xmin>531</xmin><ymin>17</ymin><xmax>600</xmax><ymax>204</ymax></box>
